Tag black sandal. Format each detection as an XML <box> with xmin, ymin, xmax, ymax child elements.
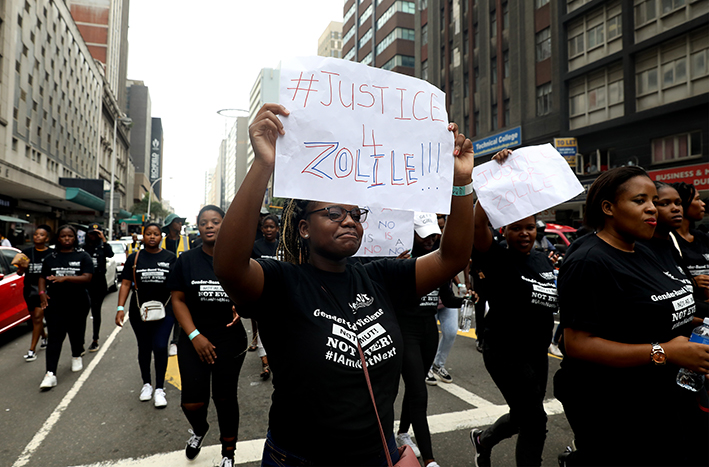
<box><xmin>260</xmin><ymin>365</ymin><xmax>271</xmax><ymax>380</ymax></box>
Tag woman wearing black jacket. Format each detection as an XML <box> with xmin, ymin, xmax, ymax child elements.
<box><xmin>82</xmin><ymin>223</ymin><xmax>114</xmax><ymax>352</ymax></box>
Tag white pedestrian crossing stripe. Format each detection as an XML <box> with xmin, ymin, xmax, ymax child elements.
<box><xmin>69</xmin><ymin>383</ymin><xmax>565</xmax><ymax>466</ymax></box>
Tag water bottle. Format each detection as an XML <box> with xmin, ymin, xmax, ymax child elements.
<box><xmin>676</xmin><ymin>317</ymin><xmax>709</xmax><ymax>392</ymax></box>
<box><xmin>458</xmin><ymin>297</ymin><xmax>474</xmax><ymax>332</ymax></box>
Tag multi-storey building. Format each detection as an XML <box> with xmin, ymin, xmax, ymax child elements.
<box><xmin>223</xmin><ymin>116</ymin><xmax>249</xmax><ymax>210</ymax></box>
<box><xmin>318</xmin><ymin>21</ymin><xmax>344</xmax><ymax>58</ymax></box>
<box><xmin>0</xmin><ymin>0</ymin><xmax>130</xmax><ymax>234</ymax></box>
<box><xmin>126</xmin><ymin>80</ymin><xmax>155</xmax><ymax>206</ymax></box>
<box><xmin>342</xmin><ymin>0</ymin><xmax>416</xmax><ymax>74</ymax></box>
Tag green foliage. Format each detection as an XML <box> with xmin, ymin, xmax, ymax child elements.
<box><xmin>130</xmin><ymin>193</ymin><xmax>167</xmax><ymax>220</ymax></box>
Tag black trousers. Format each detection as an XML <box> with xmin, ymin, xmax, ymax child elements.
<box><xmin>44</xmin><ymin>295</ymin><xmax>90</xmax><ymax>373</ymax></box>
<box><xmin>128</xmin><ymin>307</ymin><xmax>174</xmax><ymax>388</ymax></box>
<box><xmin>398</xmin><ymin>314</ymin><xmax>439</xmax><ymax>460</ymax></box>
<box><xmin>88</xmin><ymin>278</ymin><xmax>107</xmax><ymax>341</ymax></box>
<box><xmin>480</xmin><ymin>343</ymin><xmax>548</xmax><ymax>467</ymax></box>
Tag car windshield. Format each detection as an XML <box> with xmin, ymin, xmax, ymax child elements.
<box><xmin>563</xmin><ymin>231</ymin><xmax>579</xmax><ymax>244</ymax></box>
<box><xmin>110</xmin><ymin>243</ymin><xmax>126</xmax><ymax>254</ymax></box>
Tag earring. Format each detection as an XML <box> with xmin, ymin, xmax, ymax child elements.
<box><xmin>304</xmin><ymin>234</ymin><xmax>309</xmax><ymax>238</ymax></box>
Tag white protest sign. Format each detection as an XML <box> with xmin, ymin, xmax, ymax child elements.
<box><xmin>275</xmin><ymin>56</ymin><xmax>455</xmax><ymax>214</ymax></box>
<box><xmin>355</xmin><ymin>207</ymin><xmax>413</xmax><ymax>257</ymax></box>
<box><xmin>473</xmin><ymin>143</ymin><xmax>583</xmax><ymax>229</ymax></box>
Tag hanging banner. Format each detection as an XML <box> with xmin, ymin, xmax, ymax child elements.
<box><xmin>275</xmin><ymin>56</ymin><xmax>455</xmax><ymax>214</ymax></box>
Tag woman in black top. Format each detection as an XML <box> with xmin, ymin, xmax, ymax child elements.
<box><xmin>470</xmin><ymin>191</ymin><xmax>557</xmax><ymax>465</ymax></box>
<box><xmin>17</xmin><ymin>225</ymin><xmax>52</xmax><ymax>362</ymax></box>
<box><xmin>168</xmin><ymin>205</ymin><xmax>247</xmax><ymax>467</ymax></box>
<box><xmin>555</xmin><ymin>167</ymin><xmax>709</xmax><ymax>466</ymax></box>
<box><xmin>82</xmin><ymin>224</ymin><xmax>114</xmax><ymax>352</ymax></box>
<box><xmin>38</xmin><ymin>225</ymin><xmax>94</xmax><ymax>390</ymax></box>
<box><xmin>671</xmin><ymin>182</ymin><xmax>709</xmax><ymax>302</ymax></box>
<box><xmin>115</xmin><ymin>222</ymin><xmax>177</xmax><ymax>408</ymax></box>
<box><xmin>213</xmin><ymin>104</ymin><xmax>475</xmax><ymax>466</ymax></box>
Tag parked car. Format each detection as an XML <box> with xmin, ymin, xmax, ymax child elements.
<box><xmin>0</xmin><ymin>246</ymin><xmax>29</xmax><ymax>334</ymax></box>
<box><xmin>544</xmin><ymin>223</ymin><xmax>579</xmax><ymax>253</ymax></box>
<box><xmin>105</xmin><ymin>253</ymin><xmax>118</xmax><ymax>292</ymax></box>
<box><xmin>109</xmin><ymin>240</ymin><xmax>128</xmax><ymax>274</ymax></box>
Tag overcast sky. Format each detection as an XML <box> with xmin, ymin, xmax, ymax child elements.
<box><xmin>127</xmin><ymin>1</ymin><xmax>345</xmax><ymax>219</ymax></box>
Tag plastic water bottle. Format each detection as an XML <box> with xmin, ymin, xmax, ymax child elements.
<box><xmin>458</xmin><ymin>297</ymin><xmax>474</xmax><ymax>332</ymax></box>
<box><xmin>676</xmin><ymin>317</ymin><xmax>709</xmax><ymax>392</ymax></box>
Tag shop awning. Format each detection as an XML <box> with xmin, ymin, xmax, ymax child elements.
<box><xmin>65</xmin><ymin>187</ymin><xmax>105</xmax><ymax>212</ymax></box>
<box><xmin>121</xmin><ymin>215</ymin><xmax>144</xmax><ymax>225</ymax></box>
<box><xmin>118</xmin><ymin>209</ymin><xmax>132</xmax><ymax>219</ymax></box>
<box><xmin>0</xmin><ymin>215</ymin><xmax>29</xmax><ymax>224</ymax></box>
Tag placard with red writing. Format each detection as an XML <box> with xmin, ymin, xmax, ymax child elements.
<box><xmin>473</xmin><ymin>144</ymin><xmax>584</xmax><ymax>229</ymax></box>
<box><xmin>354</xmin><ymin>207</ymin><xmax>413</xmax><ymax>257</ymax></box>
<box><xmin>275</xmin><ymin>56</ymin><xmax>455</xmax><ymax>214</ymax></box>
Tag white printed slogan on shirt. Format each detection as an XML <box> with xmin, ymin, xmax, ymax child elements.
<box><xmin>138</xmin><ymin>268</ymin><xmax>169</xmax><ymax>284</ymax></box>
<box><xmin>192</xmin><ymin>280</ymin><xmax>231</xmax><ymax>303</ymax></box>
<box><xmin>524</xmin><ymin>275</ymin><xmax>557</xmax><ymax>309</ymax></box>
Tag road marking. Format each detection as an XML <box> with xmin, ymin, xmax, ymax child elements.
<box><xmin>165</xmin><ymin>355</ymin><xmax>181</xmax><ymax>390</ymax></box>
<box><xmin>13</xmin><ymin>323</ymin><xmax>126</xmax><ymax>467</ymax></box>
<box><xmin>69</xmin><ymin>381</ymin><xmax>566</xmax><ymax>466</ymax></box>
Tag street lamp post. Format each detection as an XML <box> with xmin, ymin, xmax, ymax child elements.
<box><xmin>109</xmin><ymin>115</ymin><xmax>132</xmax><ymax>240</ymax></box>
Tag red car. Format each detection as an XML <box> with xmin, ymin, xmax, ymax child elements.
<box><xmin>0</xmin><ymin>246</ymin><xmax>29</xmax><ymax>334</ymax></box>
<box><xmin>544</xmin><ymin>223</ymin><xmax>579</xmax><ymax>249</ymax></box>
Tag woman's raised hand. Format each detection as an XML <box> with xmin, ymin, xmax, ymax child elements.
<box><xmin>492</xmin><ymin>148</ymin><xmax>513</xmax><ymax>164</ymax></box>
<box><xmin>448</xmin><ymin>123</ymin><xmax>474</xmax><ymax>184</ymax></box>
<box><xmin>248</xmin><ymin>104</ymin><xmax>290</xmax><ymax>168</ymax></box>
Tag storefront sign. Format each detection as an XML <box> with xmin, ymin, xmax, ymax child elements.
<box><xmin>648</xmin><ymin>163</ymin><xmax>709</xmax><ymax>191</ymax></box>
<box><xmin>473</xmin><ymin>126</ymin><xmax>522</xmax><ymax>158</ymax></box>
<box><xmin>554</xmin><ymin>138</ymin><xmax>577</xmax><ymax>168</ymax></box>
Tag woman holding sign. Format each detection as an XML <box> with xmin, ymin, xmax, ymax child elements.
<box><xmin>470</xmin><ymin>151</ymin><xmax>557</xmax><ymax>467</ymax></box>
<box><xmin>555</xmin><ymin>167</ymin><xmax>709</xmax><ymax>466</ymax></box>
<box><xmin>213</xmin><ymin>103</ymin><xmax>475</xmax><ymax>466</ymax></box>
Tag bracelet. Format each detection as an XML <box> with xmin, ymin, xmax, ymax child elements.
<box><xmin>452</xmin><ymin>180</ymin><xmax>474</xmax><ymax>197</ymax></box>
<box><xmin>39</xmin><ymin>290</ymin><xmax>46</xmax><ymax>295</ymax></box>
<box><xmin>188</xmin><ymin>329</ymin><xmax>201</xmax><ymax>341</ymax></box>
<box><xmin>116</xmin><ymin>306</ymin><xmax>124</xmax><ymax>312</ymax></box>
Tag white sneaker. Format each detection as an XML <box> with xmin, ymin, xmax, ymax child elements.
<box><xmin>168</xmin><ymin>343</ymin><xmax>178</xmax><ymax>356</ymax></box>
<box><xmin>24</xmin><ymin>350</ymin><xmax>37</xmax><ymax>362</ymax></box>
<box><xmin>139</xmin><ymin>383</ymin><xmax>153</xmax><ymax>401</ymax></box>
<box><xmin>71</xmin><ymin>356</ymin><xmax>83</xmax><ymax>372</ymax></box>
<box><xmin>40</xmin><ymin>371</ymin><xmax>57</xmax><ymax>389</ymax></box>
<box><xmin>426</xmin><ymin>463</ymin><xmax>441</xmax><ymax>467</ymax></box>
<box><xmin>219</xmin><ymin>457</ymin><xmax>234</xmax><ymax>467</ymax></box>
<box><xmin>154</xmin><ymin>388</ymin><xmax>167</xmax><ymax>408</ymax></box>
<box><xmin>395</xmin><ymin>432</ymin><xmax>421</xmax><ymax>458</ymax></box>
<box><xmin>549</xmin><ymin>343</ymin><xmax>563</xmax><ymax>358</ymax></box>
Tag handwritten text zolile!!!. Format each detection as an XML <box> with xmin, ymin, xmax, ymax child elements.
<box><xmin>276</xmin><ymin>56</ymin><xmax>455</xmax><ymax>214</ymax></box>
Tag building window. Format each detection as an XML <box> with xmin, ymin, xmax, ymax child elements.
<box><xmin>662</xmin><ymin>0</ymin><xmax>687</xmax><ymax>15</ymax></box>
<box><xmin>635</xmin><ymin>0</ymin><xmax>657</xmax><ymax>26</ymax></box>
<box><xmin>343</xmin><ymin>26</ymin><xmax>355</xmax><ymax>44</ymax></box>
<box><xmin>491</xmin><ymin>57</ymin><xmax>497</xmax><ymax>84</ymax></box>
<box><xmin>474</xmin><ymin>111</ymin><xmax>480</xmax><ymax>135</ymax></box>
<box><xmin>422</xmin><ymin>24</ymin><xmax>428</xmax><ymax>46</ymax></box>
<box><xmin>421</xmin><ymin>59</ymin><xmax>429</xmax><ymax>80</ymax></box>
<box><xmin>587</xmin><ymin>23</ymin><xmax>604</xmax><ymax>51</ymax></box>
<box><xmin>503</xmin><ymin>3</ymin><xmax>509</xmax><ymax>30</ymax></box>
<box><xmin>382</xmin><ymin>55</ymin><xmax>415</xmax><ymax>70</ymax></box>
<box><xmin>491</xmin><ymin>104</ymin><xmax>498</xmax><ymax>130</ymax></box>
<box><xmin>359</xmin><ymin>28</ymin><xmax>373</xmax><ymax>49</ymax></box>
<box><xmin>344</xmin><ymin>3</ymin><xmax>356</xmax><ymax>23</ymax></box>
<box><xmin>377</xmin><ymin>1</ymin><xmax>416</xmax><ymax>31</ymax></box>
<box><xmin>463</xmin><ymin>30</ymin><xmax>468</xmax><ymax>55</ymax></box>
<box><xmin>503</xmin><ymin>50</ymin><xmax>509</xmax><ymax>78</ymax></box>
<box><xmin>440</xmin><ymin>7</ymin><xmax>445</xmax><ymax>31</ymax></box>
<box><xmin>652</xmin><ymin>131</ymin><xmax>702</xmax><ymax>164</ymax></box>
<box><xmin>662</xmin><ymin>57</ymin><xmax>687</xmax><ymax>88</ymax></box>
<box><xmin>692</xmin><ymin>49</ymin><xmax>708</xmax><ymax>78</ymax></box>
<box><xmin>490</xmin><ymin>10</ymin><xmax>497</xmax><ymax>38</ymax></box>
<box><xmin>504</xmin><ymin>99</ymin><xmax>510</xmax><ymax>126</ymax></box>
<box><xmin>535</xmin><ymin>0</ymin><xmax>550</xmax><ymax>7</ymax></box>
<box><xmin>344</xmin><ymin>48</ymin><xmax>355</xmax><ymax>61</ymax></box>
<box><xmin>360</xmin><ymin>4</ymin><xmax>373</xmax><ymax>24</ymax></box>
<box><xmin>474</xmin><ymin>26</ymin><xmax>479</xmax><ymax>49</ymax></box>
<box><xmin>376</xmin><ymin>28</ymin><xmax>415</xmax><ymax>54</ymax></box>
<box><xmin>464</xmin><ymin>72</ymin><xmax>469</xmax><ymax>98</ymax></box>
<box><xmin>569</xmin><ymin>33</ymin><xmax>584</xmax><ymax>58</ymax></box>
<box><xmin>536</xmin><ymin>83</ymin><xmax>552</xmax><ymax>116</ymax></box>
<box><xmin>360</xmin><ymin>52</ymin><xmax>373</xmax><ymax>65</ymax></box>
<box><xmin>607</xmin><ymin>15</ymin><xmax>622</xmax><ymax>41</ymax></box>
<box><xmin>536</xmin><ymin>28</ymin><xmax>551</xmax><ymax>62</ymax></box>
<box><xmin>474</xmin><ymin>66</ymin><xmax>479</xmax><ymax>91</ymax></box>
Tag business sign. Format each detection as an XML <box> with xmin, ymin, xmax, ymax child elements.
<box><xmin>554</xmin><ymin>137</ymin><xmax>578</xmax><ymax>168</ymax></box>
<box><xmin>648</xmin><ymin>163</ymin><xmax>709</xmax><ymax>191</ymax></box>
<box><xmin>472</xmin><ymin>126</ymin><xmax>521</xmax><ymax>158</ymax></box>
<box><xmin>149</xmin><ymin>138</ymin><xmax>160</xmax><ymax>182</ymax></box>
<box><xmin>275</xmin><ymin>56</ymin><xmax>454</xmax><ymax>214</ymax></box>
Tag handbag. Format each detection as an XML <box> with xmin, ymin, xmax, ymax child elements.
<box><xmin>132</xmin><ymin>250</ymin><xmax>169</xmax><ymax>322</ymax></box>
<box><xmin>356</xmin><ymin>341</ymin><xmax>418</xmax><ymax>467</ymax></box>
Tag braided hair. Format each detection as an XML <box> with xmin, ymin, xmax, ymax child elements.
<box><xmin>670</xmin><ymin>182</ymin><xmax>696</xmax><ymax>216</ymax></box>
<box><xmin>278</xmin><ymin>199</ymin><xmax>311</xmax><ymax>265</ymax></box>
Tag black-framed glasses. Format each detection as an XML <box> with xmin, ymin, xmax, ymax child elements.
<box><xmin>305</xmin><ymin>206</ymin><xmax>369</xmax><ymax>223</ymax></box>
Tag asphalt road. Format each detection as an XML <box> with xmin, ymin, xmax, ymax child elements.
<box><xmin>0</xmin><ymin>287</ymin><xmax>574</xmax><ymax>467</ymax></box>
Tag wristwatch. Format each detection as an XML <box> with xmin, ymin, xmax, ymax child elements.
<box><xmin>650</xmin><ymin>343</ymin><xmax>666</xmax><ymax>365</ymax></box>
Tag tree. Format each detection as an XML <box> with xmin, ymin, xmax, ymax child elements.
<box><xmin>130</xmin><ymin>193</ymin><xmax>168</xmax><ymax>220</ymax></box>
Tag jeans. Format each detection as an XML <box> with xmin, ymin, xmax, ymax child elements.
<box><xmin>433</xmin><ymin>306</ymin><xmax>458</xmax><ymax>368</ymax></box>
<box><xmin>261</xmin><ymin>431</ymin><xmax>400</xmax><ymax>467</ymax></box>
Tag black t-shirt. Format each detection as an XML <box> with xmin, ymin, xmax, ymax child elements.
<box><xmin>558</xmin><ymin>235</ymin><xmax>696</xmax><ymax>401</ymax></box>
<box><xmin>41</xmin><ymin>249</ymin><xmax>94</xmax><ymax>302</ymax></box>
<box><xmin>121</xmin><ymin>249</ymin><xmax>176</xmax><ymax>313</ymax></box>
<box><xmin>21</xmin><ymin>246</ymin><xmax>52</xmax><ymax>292</ymax></box>
<box><xmin>82</xmin><ymin>242</ymin><xmax>114</xmax><ymax>280</ymax></box>
<box><xmin>242</xmin><ymin>258</ymin><xmax>417</xmax><ymax>464</ymax></box>
<box><xmin>166</xmin><ymin>247</ymin><xmax>236</xmax><ymax>333</ymax></box>
<box><xmin>675</xmin><ymin>230</ymin><xmax>709</xmax><ymax>278</ymax></box>
<box><xmin>165</xmin><ymin>237</ymin><xmax>177</xmax><ymax>255</ymax></box>
<box><xmin>473</xmin><ymin>241</ymin><xmax>557</xmax><ymax>349</ymax></box>
<box><xmin>251</xmin><ymin>238</ymin><xmax>278</xmax><ymax>260</ymax></box>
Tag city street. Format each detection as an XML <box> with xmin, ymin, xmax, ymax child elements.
<box><xmin>1</xmin><ymin>288</ymin><xmax>573</xmax><ymax>467</ymax></box>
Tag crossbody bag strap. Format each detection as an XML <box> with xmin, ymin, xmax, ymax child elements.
<box><xmin>133</xmin><ymin>249</ymin><xmax>141</xmax><ymax>307</ymax></box>
<box><xmin>357</xmin><ymin>341</ymin><xmax>394</xmax><ymax>467</ymax></box>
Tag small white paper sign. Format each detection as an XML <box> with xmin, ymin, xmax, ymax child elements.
<box><xmin>275</xmin><ymin>56</ymin><xmax>455</xmax><ymax>214</ymax></box>
<box><xmin>473</xmin><ymin>143</ymin><xmax>583</xmax><ymax>229</ymax></box>
<box><xmin>355</xmin><ymin>207</ymin><xmax>413</xmax><ymax>257</ymax></box>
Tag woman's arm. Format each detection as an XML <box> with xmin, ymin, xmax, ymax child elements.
<box><xmin>565</xmin><ymin>328</ymin><xmax>709</xmax><ymax>373</ymax></box>
<box><xmin>214</xmin><ymin>104</ymin><xmax>290</xmax><ymax>304</ymax></box>
<box><xmin>171</xmin><ymin>290</ymin><xmax>217</xmax><ymax>364</ymax></box>
<box><xmin>49</xmin><ymin>273</ymin><xmax>92</xmax><ymax>284</ymax></box>
<box><xmin>414</xmin><ymin>124</ymin><xmax>475</xmax><ymax>296</ymax></box>
<box><xmin>114</xmin><ymin>279</ymin><xmax>132</xmax><ymax>326</ymax></box>
<box><xmin>38</xmin><ymin>276</ymin><xmax>48</xmax><ymax>309</ymax></box>
<box><xmin>473</xmin><ymin>201</ymin><xmax>494</xmax><ymax>254</ymax></box>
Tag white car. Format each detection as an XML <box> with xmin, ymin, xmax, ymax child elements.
<box><xmin>105</xmin><ymin>253</ymin><xmax>118</xmax><ymax>292</ymax></box>
<box><xmin>109</xmin><ymin>241</ymin><xmax>128</xmax><ymax>275</ymax></box>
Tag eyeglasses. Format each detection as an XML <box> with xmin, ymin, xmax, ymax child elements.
<box><xmin>306</xmin><ymin>206</ymin><xmax>369</xmax><ymax>223</ymax></box>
